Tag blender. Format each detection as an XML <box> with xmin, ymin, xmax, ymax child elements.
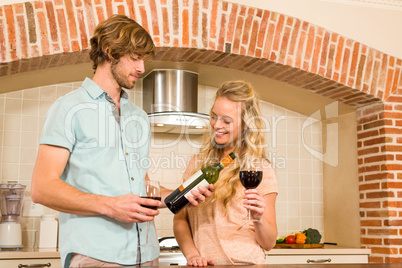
<box><xmin>0</xmin><ymin>181</ymin><xmax>26</xmax><ymax>250</ymax></box>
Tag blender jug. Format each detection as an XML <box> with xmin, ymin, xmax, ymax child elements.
<box><xmin>0</xmin><ymin>181</ymin><xmax>26</xmax><ymax>249</ymax></box>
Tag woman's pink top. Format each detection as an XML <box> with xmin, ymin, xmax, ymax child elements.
<box><xmin>181</xmin><ymin>155</ymin><xmax>278</xmax><ymax>265</ymax></box>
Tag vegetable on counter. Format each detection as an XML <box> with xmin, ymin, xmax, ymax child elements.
<box><xmin>276</xmin><ymin>235</ymin><xmax>286</xmax><ymax>244</ymax></box>
<box><xmin>295</xmin><ymin>232</ymin><xmax>306</xmax><ymax>244</ymax></box>
<box><xmin>276</xmin><ymin>228</ymin><xmax>322</xmax><ymax>245</ymax></box>
<box><xmin>285</xmin><ymin>235</ymin><xmax>295</xmax><ymax>244</ymax></box>
<box><xmin>302</xmin><ymin>228</ymin><xmax>322</xmax><ymax>244</ymax></box>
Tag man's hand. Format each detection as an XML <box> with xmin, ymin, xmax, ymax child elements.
<box><xmin>105</xmin><ymin>194</ymin><xmax>161</xmax><ymax>223</ymax></box>
<box><xmin>187</xmin><ymin>184</ymin><xmax>215</xmax><ymax>207</ymax></box>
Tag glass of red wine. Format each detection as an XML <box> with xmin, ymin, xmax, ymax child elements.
<box><xmin>240</xmin><ymin>157</ymin><xmax>263</xmax><ymax>221</ymax></box>
<box><xmin>140</xmin><ymin>180</ymin><xmax>161</xmax><ymax>246</ymax></box>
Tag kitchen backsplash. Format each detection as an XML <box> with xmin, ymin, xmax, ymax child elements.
<box><xmin>0</xmin><ymin>79</ymin><xmax>323</xmax><ymax>248</ymax></box>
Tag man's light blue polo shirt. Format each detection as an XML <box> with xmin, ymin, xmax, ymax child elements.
<box><xmin>40</xmin><ymin>78</ymin><xmax>158</xmax><ymax>268</ymax></box>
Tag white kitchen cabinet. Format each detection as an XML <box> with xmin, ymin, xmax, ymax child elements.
<box><xmin>0</xmin><ymin>249</ymin><xmax>61</xmax><ymax>268</ymax></box>
<box><xmin>0</xmin><ymin>258</ymin><xmax>61</xmax><ymax>268</ymax></box>
<box><xmin>265</xmin><ymin>246</ymin><xmax>370</xmax><ymax>264</ymax></box>
<box><xmin>266</xmin><ymin>254</ymin><xmax>368</xmax><ymax>264</ymax></box>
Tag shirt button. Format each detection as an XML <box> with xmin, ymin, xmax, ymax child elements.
<box><xmin>126</xmin><ymin>153</ymin><xmax>128</xmax><ymax>156</ymax></box>
<box><xmin>131</xmin><ymin>177</ymin><xmax>134</xmax><ymax>181</ymax></box>
<box><xmin>139</xmin><ymin>229</ymin><xmax>142</xmax><ymax>232</ymax></box>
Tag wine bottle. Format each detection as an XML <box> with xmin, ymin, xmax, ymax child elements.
<box><xmin>165</xmin><ymin>152</ymin><xmax>236</xmax><ymax>214</ymax></box>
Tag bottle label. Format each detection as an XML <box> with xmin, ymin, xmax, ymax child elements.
<box><xmin>221</xmin><ymin>153</ymin><xmax>234</xmax><ymax>167</ymax></box>
<box><xmin>179</xmin><ymin>170</ymin><xmax>209</xmax><ymax>200</ymax></box>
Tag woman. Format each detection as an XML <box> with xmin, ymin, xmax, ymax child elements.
<box><xmin>173</xmin><ymin>81</ymin><xmax>278</xmax><ymax>266</ymax></box>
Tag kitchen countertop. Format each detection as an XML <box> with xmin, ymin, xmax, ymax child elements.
<box><xmin>0</xmin><ymin>248</ymin><xmax>59</xmax><ymax>259</ymax></box>
<box><xmin>162</xmin><ymin>265</ymin><xmax>400</xmax><ymax>268</ymax></box>
<box><xmin>0</xmin><ymin>245</ymin><xmax>371</xmax><ymax>260</ymax></box>
<box><xmin>266</xmin><ymin>245</ymin><xmax>371</xmax><ymax>255</ymax></box>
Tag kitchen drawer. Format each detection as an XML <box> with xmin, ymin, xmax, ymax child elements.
<box><xmin>0</xmin><ymin>258</ymin><xmax>62</xmax><ymax>268</ymax></box>
<box><xmin>266</xmin><ymin>254</ymin><xmax>368</xmax><ymax>264</ymax></box>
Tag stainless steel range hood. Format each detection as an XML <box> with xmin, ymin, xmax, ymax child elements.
<box><xmin>143</xmin><ymin>69</ymin><xmax>209</xmax><ymax>135</ymax></box>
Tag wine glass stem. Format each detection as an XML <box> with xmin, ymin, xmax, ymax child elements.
<box><xmin>247</xmin><ymin>209</ymin><xmax>251</xmax><ymax>220</ymax></box>
<box><xmin>146</xmin><ymin>221</ymin><xmax>149</xmax><ymax>245</ymax></box>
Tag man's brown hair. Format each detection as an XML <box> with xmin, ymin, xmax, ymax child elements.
<box><xmin>89</xmin><ymin>14</ymin><xmax>155</xmax><ymax>70</ymax></box>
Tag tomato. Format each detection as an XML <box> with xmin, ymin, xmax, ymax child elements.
<box><xmin>286</xmin><ymin>235</ymin><xmax>295</xmax><ymax>244</ymax></box>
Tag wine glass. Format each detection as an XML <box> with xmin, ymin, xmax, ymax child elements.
<box><xmin>239</xmin><ymin>156</ymin><xmax>263</xmax><ymax>221</ymax></box>
<box><xmin>140</xmin><ymin>180</ymin><xmax>161</xmax><ymax>246</ymax></box>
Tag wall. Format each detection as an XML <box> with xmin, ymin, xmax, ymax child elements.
<box><xmin>1</xmin><ymin>0</ymin><xmax>401</xmax><ymax>59</ymax></box>
<box><xmin>324</xmin><ymin>111</ymin><xmax>361</xmax><ymax>248</ymax></box>
<box><xmin>356</xmin><ymin>100</ymin><xmax>402</xmax><ymax>263</ymax></box>
<box><xmin>228</xmin><ymin>0</ymin><xmax>402</xmax><ymax>59</ymax></box>
<box><xmin>0</xmin><ymin>82</ymin><xmax>81</xmax><ymax>248</ymax></box>
<box><xmin>1</xmin><ymin>0</ymin><xmax>401</xmax><ymax>262</ymax></box>
<box><xmin>0</xmin><ymin>79</ymin><xmax>324</xmax><ymax>246</ymax></box>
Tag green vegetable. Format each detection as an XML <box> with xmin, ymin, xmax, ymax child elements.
<box><xmin>276</xmin><ymin>235</ymin><xmax>286</xmax><ymax>244</ymax></box>
<box><xmin>302</xmin><ymin>228</ymin><xmax>322</xmax><ymax>244</ymax></box>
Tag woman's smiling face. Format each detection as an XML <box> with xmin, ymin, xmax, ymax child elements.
<box><xmin>210</xmin><ymin>96</ymin><xmax>243</xmax><ymax>152</ymax></box>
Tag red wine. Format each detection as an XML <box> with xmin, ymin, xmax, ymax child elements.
<box><xmin>141</xmin><ymin>196</ymin><xmax>161</xmax><ymax>210</ymax></box>
<box><xmin>240</xmin><ymin>171</ymin><xmax>262</xmax><ymax>189</ymax></box>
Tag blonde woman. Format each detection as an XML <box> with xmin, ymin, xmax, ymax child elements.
<box><xmin>174</xmin><ymin>81</ymin><xmax>278</xmax><ymax>266</ymax></box>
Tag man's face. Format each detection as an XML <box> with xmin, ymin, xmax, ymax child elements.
<box><xmin>111</xmin><ymin>54</ymin><xmax>145</xmax><ymax>89</ymax></box>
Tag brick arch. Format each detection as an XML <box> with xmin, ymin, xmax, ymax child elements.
<box><xmin>1</xmin><ymin>0</ymin><xmax>401</xmax><ymax>263</ymax></box>
<box><xmin>1</xmin><ymin>0</ymin><xmax>401</xmax><ymax>106</ymax></box>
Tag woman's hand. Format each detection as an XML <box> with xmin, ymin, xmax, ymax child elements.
<box><xmin>187</xmin><ymin>184</ymin><xmax>216</xmax><ymax>207</ymax></box>
<box><xmin>243</xmin><ymin>189</ymin><xmax>265</xmax><ymax>221</ymax></box>
<box><xmin>187</xmin><ymin>255</ymin><xmax>215</xmax><ymax>266</ymax></box>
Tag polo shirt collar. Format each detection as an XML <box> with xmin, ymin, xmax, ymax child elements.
<box><xmin>82</xmin><ymin>77</ymin><xmax>129</xmax><ymax>100</ymax></box>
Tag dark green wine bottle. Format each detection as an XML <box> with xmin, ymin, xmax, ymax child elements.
<box><xmin>165</xmin><ymin>152</ymin><xmax>236</xmax><ymax>214</ymax></box>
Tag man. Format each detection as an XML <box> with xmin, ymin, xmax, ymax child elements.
<box><xmin>31</xmin><ymin>15</ymin><xmax>212</xmax><ymax>268</ymax></box>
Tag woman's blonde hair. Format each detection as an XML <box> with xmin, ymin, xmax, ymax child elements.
<box><xmin>196</xmin><ymin>80</ymin><xmax>268</xmax><ymax>208</ymax></box>
<box><xmin>89</xmin><ymin>14</ymin><xmax>155</xmax><ymax>70</ymax></box>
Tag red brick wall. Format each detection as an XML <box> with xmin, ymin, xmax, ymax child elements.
<box><xmin>0</xmin><ymin>0</ymin><xmax>401</xmax><ymax>263</ymax></box>
<box><xmin>357</xmin><ymin>92</ymin><xmax>402</xmax><ymax>263</ymax></box>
